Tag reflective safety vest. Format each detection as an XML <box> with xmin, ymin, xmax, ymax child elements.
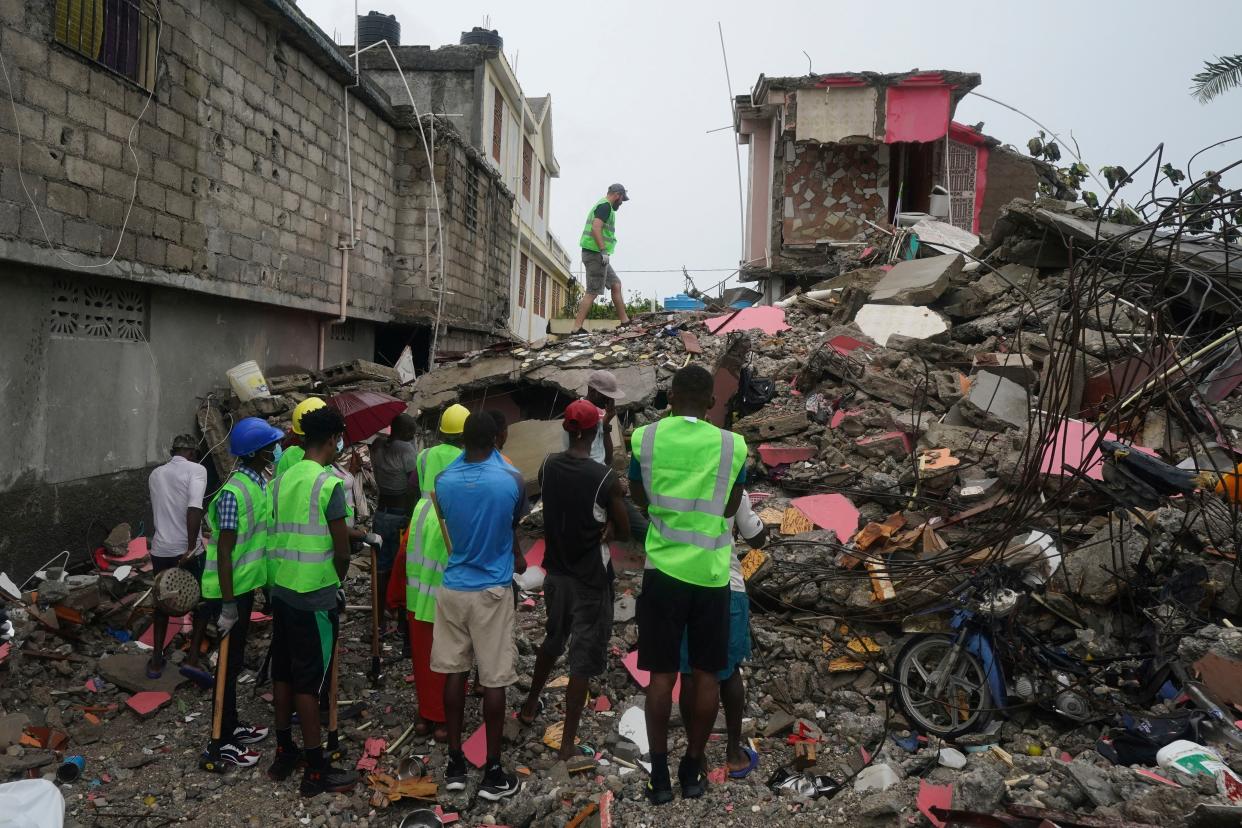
<box><xmin>579</xmin><ymin>198</ymin><xmax>617</xmax><ymax>254</ymax></box>
<box><xmin>202</xmin><ymin>471</ymin><xmax>270</xmax><ymax>599</ymax></box>
<box><xmin>632</xmin><ymin>417</ymin><xmax>747</xmax><ymax>588</ymax></box>
<box><xmin>405</xmin><ymin>443</ymin><xmax>462</xmax><ymax>621</ymax></box>
<box><xmin>267</xmin><ymin>459</ymin><xmax>343</xmax><ymax>593</ymax></box>
<box><xmin>274</xmin><ymin>444</ymin><xmax>304</xmax><ymax>479</ymax></box>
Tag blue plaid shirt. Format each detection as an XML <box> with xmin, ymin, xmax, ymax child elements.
<box><xmin>214</xmin><ymin>466</ymin><xmax>267</xmax><ymax>531</ymax></box>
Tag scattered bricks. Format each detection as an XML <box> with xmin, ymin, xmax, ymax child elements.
<box><xmin>932</xmin><ymin>370</ymin><xmax>966</xmax><ymax>406</ymax></box>
<box><xmin>869</xmin><ymin>254</ymin><xmax>961</xmax><ymax>305</ymax></box>
<box><xmin>855</xmin><ymin>431</ymin><xmax>912</xmax><ymax>459</ymax></box>
<box><xmin>960</xmin><ymin>371</ymin><xmax>1030</xmax><ymax>431</ymax></box>
<box><xmin>793</xmin><ymin>740</ymin><xmax>818</xmax><ymax>770</ymax></box>
<box><xmin>323</xmin><ymin>359</ymin><xmax>401</xmax><ymax>386</ymax></box>
<box><xmin>972</xmin><ymin>353</ymin><xmax>1038</xmax><ymax>387</ymax></box>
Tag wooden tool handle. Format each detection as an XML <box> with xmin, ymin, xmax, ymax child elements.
<box><xmin>210</xmin><ymin>635</ymin><xmax>230</xmax><ymax>742</ymax></box>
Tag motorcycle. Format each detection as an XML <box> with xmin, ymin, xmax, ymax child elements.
<box><xmin>891</xmin><ymin>568</ymin><xmax>1156</xmax><ymax>738</ymax></box>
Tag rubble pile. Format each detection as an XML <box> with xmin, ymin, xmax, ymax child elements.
<box><xmin>2</xmin><ymin>192</ymin><xmax>1242</xmax><ymax>826</ymax></box>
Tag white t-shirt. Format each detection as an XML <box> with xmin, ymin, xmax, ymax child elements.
<box><xmin>149</xmin><ymin>456</ymin><xmax>207</xmax><ymax>557</ymax></box>
<box><xmin>729</xmin><ymin>490</ymin><xmax>765</xmax><ymax>593</ymax></box>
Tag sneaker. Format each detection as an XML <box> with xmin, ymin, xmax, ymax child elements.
<box><xmin>679</xmin><ymin>764</ymin><xmax>707</xmax><ymax>799</ymax></box>
<box><xmin>266</xmin><ymin>746</ymin><xmax>302</xmax><ymax>782</ymax></box>
<box><xmin>299</xmin><ymin>765</ymin><xmax>360</xmax><ymax>797</ymax></box>
<box><xmin>444</xmin><ymin>753</ymin><xmax>468</xmax><ymax>792</ymax></box>
<box><xmin>220</xmin><ymin>743</ymin><xmax>261</xmax><ymax>768</ymax></box>
<box><xmin>645</xmin><ymin>781</ymin><xmax>674</xmax><ymax>805</ymax></box>
<box><xmin>478</xmin><ymin>766</ymin><xmax>521</xmax><ymax>801</ymax></box>
<box><xmin>233</xmin><ymin>724</ymin><xmax>270</xmax><ymax>745</ymax></box>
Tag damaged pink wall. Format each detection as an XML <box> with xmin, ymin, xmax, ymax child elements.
<box><xmin>782</xmin><ymin>143</ymin><xmax>888</xmax><ymax>244</ymax></box>
<box><xmin>884</xmin><ymin>86</ymin><xmax>951</xmax><ymax>143</ymax></box>
<box><xmin>741</xmin><ymin>117</ymin><xmax>775</xmax><ymax>267</ymax></box>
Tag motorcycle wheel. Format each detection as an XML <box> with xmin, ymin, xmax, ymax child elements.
<box><xmin>894</xmin><ymin>634</ymin><xmax>993</xmax><ymax>738</ymax></box>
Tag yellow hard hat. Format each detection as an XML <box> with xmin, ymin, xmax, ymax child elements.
<box><xmin>439</xmin><ymin>403</ymin><xmax>470</xmax><ymax>435</ymax></box>
<box><xmin>291</xmin><ymin>397</ymin><xmax>327</xmax><ymax>435</ymax></box>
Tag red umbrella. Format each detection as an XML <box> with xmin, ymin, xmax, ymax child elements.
<box><xmin>329</xmin><ymin>390</ymin><xmax>408</xmax><ymax>444</ymax></box>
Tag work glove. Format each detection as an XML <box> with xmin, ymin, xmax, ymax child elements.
<box><xmin>337</xmin><ymin>588</ymin><xmax>347</xmax><ymax>614</ymax></box>
<box><xmin>217</xmin><ymin>601</ymin><xmax>239</xmax><ymax>636</ymax></box>
<box><xmin>600</xmin><ymin>253</ymin><xmax>610</xmax><ymax>265</ymax></box>
<box><xmin>363</xmin><ymin>532</ymin><xmax>383</xmax><ymax>548</ymax></box>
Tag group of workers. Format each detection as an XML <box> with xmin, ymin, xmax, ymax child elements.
<box><xmin>145</xmin><ymin>186</ymin><xmax>765</xmax><ymax>803</ymax></box>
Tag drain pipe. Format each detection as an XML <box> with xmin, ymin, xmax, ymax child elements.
<box><xmin>319</xmin><ymin>197</ymin><xmax>362</xmax><ymax>369</ymax></box>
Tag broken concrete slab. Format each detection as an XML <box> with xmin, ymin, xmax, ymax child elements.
<box><xmin>869</xmin><ymin>254</ymin><xmax>961</xmax><ymax>305</ymax></box>
<box><xmin>412</xmin><ymin>355</ymin><xmax>521</xmax><ymax>410</ymax></box>
<box><xmin>524</xmin><ymin>363</ymin><xmax>658</xmax><ymax>410</ymax></box>
<box><xmin>854</xmin><ymin>304</ymin><xmax>950</xmax><ymax>347</ymax></box>
<box><xmin>1064</xmin><ymin>516</ymin><xmax>1147</xmax><ymax>605</ymax></box>
<box><xmin>126</xmin><ymin>690</ymin><xmax>172</xmax><ymax>718</ymax></box>
<box><xmin>0</xmin><ymin>712</ymin><xmax>30</xmax><ymax>750</ymax></box>
<box><xmin>972</xmin><ymin>353</ymin><xmax>1037</xmax><ymax>387</ymax></box>
<box><xmin>735</xmin><ymin>409</ymin><xmax>808</xmax><ymax>442</ymax></box>
<box><xmin>959</xmin><ymin>372</ymin><xmax>1030</xmax><ymax>431</ymax></box>
<box><xmin>97</xmin><ymin>653</ymin><xmax>185</xmax><ymax>695</ymax></box>
<box><xmin>503</xmin><ymin>419</ymin><xmax>566</xmax><ymax>491</ymax></box>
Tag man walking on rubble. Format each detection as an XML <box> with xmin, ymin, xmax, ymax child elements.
<box><xmin>265</xmin><ymin>406</ymin><xmax>359</xmax><ymax>796</ymax></box>
<box><xmin>147</xmin><ymin>433</ymin><xmax>211</xmax><ymax>683</ymax></box>
<box><xmin>629</xmin><ymin>365</ymin><xmax>748</xmax><ymax>804</ymax></box>
<box><xmin>402</xmin><ymin>403</ymin><xmax>469</xmax><ymax>740</ymax></box>
<box><xmin>432</xmin><ymin>413</ymin><xmax>528</xmax><ymax>801</ymax></box>
<box><xmin>198</xmin><ymin>417</ymin><xmax>283</xmax><ymax>771</ymax></box>
<box><xmin>519</xmin><ymin>400</ymin><xmax>630</xmax><ymax>770</ymax></box>
<box><xmin>678</xmin><ymin>488</ymin><xmax>768</xmax><ymax>780</ymax></box>
<box><xmin>571</xmin><ymin>184</ymin><xmax>630</xmax><ymax>333</ymax></box>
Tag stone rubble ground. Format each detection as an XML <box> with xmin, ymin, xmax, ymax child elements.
<box><xmin>4</xmin><ymin>195</ymin><xmax>1242</xmax><ymax>826</ymax></box>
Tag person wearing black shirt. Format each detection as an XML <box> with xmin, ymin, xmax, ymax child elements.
<box><xmin>518</xmin><ymin>400</ymin><xmax>629</xmax><ymax>766</ymax></box>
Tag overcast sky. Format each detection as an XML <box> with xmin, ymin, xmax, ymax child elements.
<box><xmin>301</xmin><ymin>0</ymin><xmax>1242</xmax><ymax>304</ymax></box>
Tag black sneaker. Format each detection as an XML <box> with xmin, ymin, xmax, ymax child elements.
<box><xmin>299</xmin><ymin>765</ymin><xmax>360</xmax><ymax>797</ymax></box>
<box><xmin>679</xmin><ymin>763</ymin><xmax>707</xmax><ymax>799</ymax></box>
<box><xmin>646</xmin><ymin>781</ymin><xmax>674</xmax><ymax>805</ymax></box>
<box><xmin>444</xmin><ymin>752</ymin><xmax>468</xmax><ymax>792</ymax></box>
<box><xmin>266</xmin><ymin>746</ymin><xmax>302</xmax><ymax>782</ymax></box>
<box><xmin>479</xmin><ymin>766</ymin><xmax>521</xmax><ymax>801</ymax></box>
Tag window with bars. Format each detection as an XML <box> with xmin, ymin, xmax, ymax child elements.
<box><xmin>54</xmin><ymin>0</ymin><xmax>159</xmax><ymax>90</ymax></box>
<box><xmin>551</xmin><ymin>280</ymin><xmax>561</xmax><ymax>318</ymax></box>
<box><xmin>491</xmin><ymin>88</ymin><xmax>503</xmax><ymax>162</ymax></box>
<box><xmin>517</xmin><ymin>254</ymin><xmax>528</xmax><ymax>309</ymax></box>
<box><xmin>521</xmin><ymin>140</ymin><xmax>533</xmax><ymax>201</ymax></box>
<box><xmin>463</xmin><ymin>165</ymin><xmax>480</xmax><ymax>237</ymax></box>
<box><xmin>48</xmin><ymin>278</ymin><xmax>149</xmax><ymax>341</ymax></box>
<box><xmin>537</xmin><ymin>166</ymin><xmax>546</xmax><ymax>218</ymax></box>
<box><xmin>536</xmin><ymin>269</ymin><xmax>548</xmax><ymax>317</ymax></box>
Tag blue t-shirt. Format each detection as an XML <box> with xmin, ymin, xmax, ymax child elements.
<box><xmin>436</xmin><ymin>450</ymin><xmax>529</xmax><ymax>591</ymax></box>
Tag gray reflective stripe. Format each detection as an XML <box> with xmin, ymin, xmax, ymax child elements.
<box><xmin>639</xmin><ymin>424</ymin><xmax>735</xmax><ymax>516</ymax></box>
<box><xmin>231</xmin><ymin>479</ymin><xmax>263</xmax><ymax>547</ymax></box>
<box><xmin>267</xmin><ymin>548</ymin><xmax>334</xmax><ymax>563</ymax></box>
<box><xmin>648</xmin><ymin>514</ymin><xmax>733</xmax><ymax>550</ymax></box>
<box><xmin>270</xmin><ymin>472</ymin><xmax>334</xmax><ymax>536</ymax></box>
<box><xmin>405</xmin><ymin>578</ymin><xmax>439</xmax><ymax>597</ymax></box>
<box><xmin>417</xmin><ymin>450</ymin><xmax>427</xmax><ymax>488</ymax></box>
<box><xmin>308</xmin><ymin>473</ymin><xmax>331</xmax><ymax>526</ymax></box>
<box><xmin>204</xmin><ymin>546</ymin><xmax>266</xmax><ymax>573</ymax></box>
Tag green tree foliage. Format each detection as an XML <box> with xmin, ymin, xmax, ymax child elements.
<box><xmin>1191</xmin><ymin>54</ymin><xmax>1242</xmax><ymax>103</ymax></box>
<box><xmin>585</xmin><ymin>290</ymin><xmax>662</xmax><ymax>320</ymax></box>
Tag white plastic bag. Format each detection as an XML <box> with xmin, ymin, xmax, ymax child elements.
<box><xmin>0</xmin><ymin>779</ymin><xmax>65</xmax><ymax>827</ymax></box>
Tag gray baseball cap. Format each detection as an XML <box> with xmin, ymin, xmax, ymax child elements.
<box><xmin>586</xmin><ymin>369</ymin><xmax>626</xmax><ymax>400</ymax></box>
<box><xmin>607</xmin><ymin>183</ymin><xmax>629</xmax><ymax>201</ymax></box>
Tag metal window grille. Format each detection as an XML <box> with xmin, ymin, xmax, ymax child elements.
<box><xmin>54</xmin><ymin>0</ymin><xmax>159</xmax><ymax>90</ymax></box>
<box><xmin>551</xmin><ymin>280</ymin><xmax>560</xmax><ymax>318</ymax></box>
<box><xmin>537</xmin><ymin>167</ymin><xmax>546</xmax><ymax>218</ymax></box>
<box><xmin>463</xmin><ymin>166</ymin><xmax>479</xmax><ymax>237</ymax></box>
<box><xmin>946</xmin><ymin>140</ymin><xmax>978</xmax><ymax>233</ymax></box>
<box><xmin>491</xmin><ymin>89</ymin><xmax>503</xmax><ymax>162</ymax></box>
<box><xmin>329</xmin><ymin>320</ymin><xmax>355</xmax><ymax>342</ymax></box>
<box><xmin>521</xmin><ymin>140</ymin><xmax>533</xmax><ymax>200</ymax></box>
<box><xmin>48</xmin><ymin>278</ymin><xmax>149</xmax><ymax>341</ymax></box>
<box><xmin>518</xmin><ymin>254</ymin><xmax>528</xmax><ymax>308</ymax></box>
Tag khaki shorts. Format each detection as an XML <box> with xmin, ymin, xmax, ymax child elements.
<box><xmin>430</xmin><ymin>585</ymin><xmax>518</xmax><ymax>687</ymax></box>
<box><xmin>582</xmin><ymin>249</ymin><xmax>620</xmax><ymax>294</ymax></box>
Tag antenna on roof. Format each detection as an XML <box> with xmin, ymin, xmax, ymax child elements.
<box><xmin>802</xmin><ymin>50</ymin><xmax>813</xmax><ymax>75</ymax></box>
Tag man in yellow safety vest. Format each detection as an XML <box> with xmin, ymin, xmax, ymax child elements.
<box><xmin>264</xmin><ymin>406</ymin><xmax>359</xmax><ymax>797</ymax></box>
<box><xmin>629</xmin><ymin>365</ymin><xmax>747</xmax><ymax>805</ymax></box>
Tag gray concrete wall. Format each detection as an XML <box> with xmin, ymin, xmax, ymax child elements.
<box><xmin>370</xmin><ymin>69</ymin><xmax>478</xmax><ymax>143</ymax></box>
<box><xmin>0</xmin><ymin>264</ymin><xmax>372</xmax><ymax>578</ymax></box>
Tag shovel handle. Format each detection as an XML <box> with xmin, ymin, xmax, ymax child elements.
<box><xmin>210</xmin><ymin>635</ymin><xmax>230</xmax><ymax>743</ymax></box>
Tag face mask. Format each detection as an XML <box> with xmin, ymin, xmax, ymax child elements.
<box><xmin>272</xmin><ymin>444</ymin><xmax>283</xmax><ymax>463</ymax></box>
<box><xmin>336</xmin><ymin>438</ymin><xmax>345</xmax><ymax>453</ymax></box>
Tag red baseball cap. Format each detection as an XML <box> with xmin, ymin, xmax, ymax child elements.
<box><xmin>563</xmin><ymin>399</ymin><xmax>601</xmax><ymax>432</ymax></box>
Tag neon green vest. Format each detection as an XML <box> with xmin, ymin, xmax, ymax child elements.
<box><xmin>202</xmin><ymin>472</ymin><xmax>270</xmax><ymax>599</ymax></box>
<box><xmin>405</xmin><ymin>443</ymin><xmax>461</xmax><ymax>621</ymax></box>
<box><xmin>632</xmin><ymin>417</ymin><xmax>747</xmax><ymax>588</ymax></box>
<box><xmin>267</xmin><ymin>459</ymin><xmax>343</xmax><ymax>593</ymax></box>
<box><xmin>579</xmin><ymin>198</ymin><xmax>617</xmax><ymax>254</ymax></box>
<box><xmin>275</xmin><ymin>444</ymin><xmax>304</xmax><ymax>479</ymax></box>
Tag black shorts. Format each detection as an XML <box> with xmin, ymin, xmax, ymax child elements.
<box><xmin>637</xmin><ymin>568</ymin><xmax>730</xmax><ymax>674</ymax></box>
<box><xmin>270</xmin><ymin>597</ymin><xmax>338</xmax><ymax>695</ymax></box>
<box><xmin>539</xmin><ymin>574</ymin><xmax>613</xmax><ymax>677</ymax></box>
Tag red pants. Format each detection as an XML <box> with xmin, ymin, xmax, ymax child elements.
<box><xmin>408</xmin><ymin>614</ymin><xmax>446</xmax><ymax>723</ymax></box>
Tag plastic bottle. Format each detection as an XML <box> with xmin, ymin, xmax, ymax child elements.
<box><xmin>1156</xmin><ymin>740</ymin><xmax>1242</xmax><ymax>802</ymax></box>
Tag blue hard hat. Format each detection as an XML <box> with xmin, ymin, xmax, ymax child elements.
<box><xmin>229</xmin><ymin>417</ymin><xmax>284</xmax><ymax>457</ymax></box>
